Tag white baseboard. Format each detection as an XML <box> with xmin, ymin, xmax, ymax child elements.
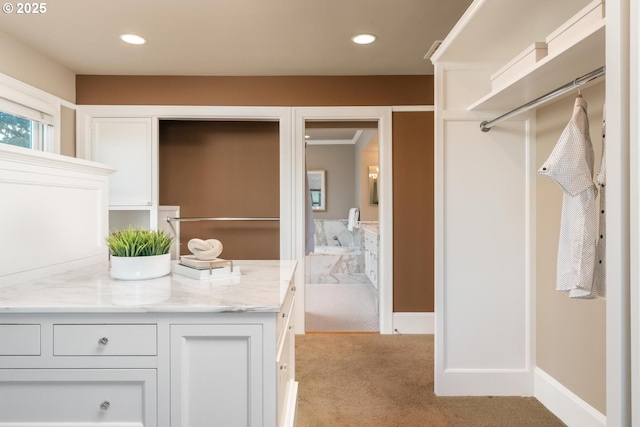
<box><xmin>392</xmin><ymin>312</ymin><xmax>434</xmax><ymax>334</ymax></box>
<box><xmin>534</xmin><ymin>368</ymin><xmax>606</xmax><ymax>427</ymax></box>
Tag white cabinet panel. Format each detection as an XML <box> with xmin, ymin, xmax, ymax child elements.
<box><xmin>0</xmin><ymin>324</ymin><xmax>40</xmax><ymax>355</ymax></box>
<box><xmin>53</xmin><ymin>324</ymin><xmax>157</xmax><ymax>356</ymax></box>
<box><xmin>0</xmin><ymin>369</ymin><xmax>156</xmax><ymax>425</ymax></box>
<box><xmin>170</xmin><ymin>324</ymin><xmax>263</xmax><ymax>427</ymax></box>
<box><xmin>442</xmin><ymin>119</ymin><xmax>529</xmax><ymax>371</ymax></box>
<box><xmin>364</xmin><ymin>230</ymin><xmax>378</xmax><ymax>288</ymax></box>
<box><xmin>91</xmin><ymin>118</ymin><xmax>152</xmax><ymax>207</ymax></box>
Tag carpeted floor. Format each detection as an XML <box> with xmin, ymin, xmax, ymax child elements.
<box><xmin>295</xmin><ymin>334</ymin><xmax>567</xmax><ymax>427</ymax></box>
<box><xmin>305</xmin><ymin>282</ymin><xmax>379</xmax><ymax>332</ymax></box>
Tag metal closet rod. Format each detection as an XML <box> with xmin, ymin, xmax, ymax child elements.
<box><xmin>166</xmin><ymin>217</ymin><xmax>280</xmax><ymax>223</ymax></box>
<box><xmin>480</xmin><ymin>66</ymin><xmax>606</xmax><ymax>132</ymax></box>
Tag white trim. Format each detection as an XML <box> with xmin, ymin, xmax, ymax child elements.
<box><xmin>391</xmin><ymin>105</ymin><xmax>435</xmax><ymax>112</ymax></box>
<box><xmin>606</xmin><ymin>1</ymin><xmax>632</xmax><ymax>426</ymax></box>
<box><xmin>293</xmin><ymin>107</ymin><xmax>393</xmax><ymax>334</ymax></box>
<box><xmin>534</xmin><ymin>368</ymin><xmax>606</xmax><ymax>427</ymax></box>
<box><xmin>282</xmin><ymin>380</ymin><xmax>298</xmax><ymax>427</ymax></box>
<box><xmin>0</xmin><ymin>142</ymin><xmax>114</xmax><ymax>176</ymax></box>
<box><xmin>59</xmin><ymin>99</ymin><xmax>76</xmax><ymax>110</ymax></box>
<box><xmin>392</xmin><ymin>312</ymin><xmax>434</xmax><ymax>334</ymax></box>
<box><xmin>630</xmin><ymin>1</ymin><xmax>640</xmax><ymax>426</ymax></box>
<box><xmin>436</xmin><ymin>370</ymin><xmax>533</xmax><ymax>396</ymax></box>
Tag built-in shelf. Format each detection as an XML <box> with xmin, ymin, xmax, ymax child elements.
<box><xmin>468</xmin><ymin>18</ymin><xmax>604</xmax><ymax>111</ymax></box>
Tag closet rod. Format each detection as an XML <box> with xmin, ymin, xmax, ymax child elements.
<box><xmin>166</xmin><ymin>217</ymin><xmax>280</xmax><ymax>223</ymax></box>
<box><xmin>480</xmin><ymin>66</ymin><xmax>605</xmax><ymax>132</ymax></box>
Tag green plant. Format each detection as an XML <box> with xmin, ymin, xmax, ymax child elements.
<box><xmin>106</xmin><ymin>227</ymin><xmax>173</xmax><ymax>257</ymax></box>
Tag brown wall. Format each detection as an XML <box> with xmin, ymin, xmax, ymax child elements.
<box><xmin>77</xmin><ymin>75</ymin><xmax>435</xmax><ymax>313</ymax></box>
<box><xmin>159</xmin><ymin>120</ymin><xmax>280</xmax><ymax>260</ymax></box>
<box><xmin>392</xmin><ymin>112</ymin><xmax>434</xmax><ymax>312</ymax></box>
<box><xmin>76</xmin><ymin>76</ymin><xmax>432</xmax><ymax>106</ymax></box>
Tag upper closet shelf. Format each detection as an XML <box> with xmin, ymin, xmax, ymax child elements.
<box><xmin>468</xmin><ymin>15</ymin><xmax>604</xmax><ymax>111</ymax></box>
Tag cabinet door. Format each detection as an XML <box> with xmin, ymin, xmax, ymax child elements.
<box><xmin>91</xmin><ymin>117</ymin><xmax>152</xmax><ymax>206</ymax></box>
<box><xmin>170</xmin><ymin>324</ymin><xmax>263</xmax><ymax>427</ymax></box>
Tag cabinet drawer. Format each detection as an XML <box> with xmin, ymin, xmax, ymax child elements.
<box><xmin>54</xmin><ymin>324</ymin><xmax>157</xmax><ymax>356</ymax></box>
<box><xmin>0</xmin><ymin>324</ymin><xmax>40</xmax><ymax>355</ymax></box>
<box><xmin>0</xmin><ymin>369</ymin><xmax>156</xmax><ymax>425</ymax></box>
<box><xmin>276</xmin><ymin>286</ymin><xmax>295</xmax><ymax>343</ymax></box>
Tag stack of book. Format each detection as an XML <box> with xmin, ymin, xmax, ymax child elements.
<box><xmin>171</xmin><ymin>256</ymin><xmax>240</xmax><ymax>280</ymax></box>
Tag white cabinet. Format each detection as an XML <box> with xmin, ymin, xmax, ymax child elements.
<box><xmin>87</xmin><ymin>116</ymin><xmax>157</xmax><ymax>231</ymax></box>
<box><xmin>364</xmin><ymin>229</ymin><xmax>378</xmax><ymax>288</ymax></box>
<box><xmin>0</xmin><ymin>282</ymin><xmax>297</xmax><ymax>427</ymax></box>
<box><xmin>91</xmin><ymin>117</ymin><xmax>153</xmax><ymax>207</ymax></box>
<box><xmin>170</xmin><ymin>324</ymin><xmax>263</xmax><ymax>427</ymax></box>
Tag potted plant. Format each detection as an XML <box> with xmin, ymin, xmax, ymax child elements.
<box><xmin>106</xmin><ymin>227</ymin><xmax>174</xmax><ymax>280</ymax></box>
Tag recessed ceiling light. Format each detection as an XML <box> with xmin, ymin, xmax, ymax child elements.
<box><xmin>352</xmin><ymin>34</ymin><xmax>377</xmax><ymax>45</ymax></box>
<box><xmin>120</xmin><ymin>34</ymin><xmax>147</xmax><ymax>45</ymax></box>
<box><xmin>305</xmin><ymin>135</ymin><xmax>311</xmax><ymax>139</ymax></box>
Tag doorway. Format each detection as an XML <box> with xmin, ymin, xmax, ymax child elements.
<box><xmin>293</xmin><ymin>107</ymin><xmax>393</xmax><ymax>335</ymax></box>
<box><xmin>304</xmin><ymin>121</ymin><xmax>379</xmax><ymax>332</ymax></box>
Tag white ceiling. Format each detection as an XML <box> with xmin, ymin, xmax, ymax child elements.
<box><xmin>0</xmin><ymin>0</ymin><xmax>472</xmax><ymax>76</ymax></box>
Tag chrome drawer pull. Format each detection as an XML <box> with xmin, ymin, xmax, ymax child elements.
<box><xmin>98</xmin><ymin>337</ymin><xmax>109</xmax><ymax>346</ymax></box>
<box><xmin>100</xmin><ymin>400</ymin><xmax>110</xmax><ymax>410</ymax></box>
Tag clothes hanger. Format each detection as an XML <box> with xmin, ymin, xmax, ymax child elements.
<box><xmin>575</xmin><ymin>79</ymin><xmax>582</xmax><ymax>98</ymax></box>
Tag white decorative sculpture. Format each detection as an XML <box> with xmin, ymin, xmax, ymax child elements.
<box><xmin>187</xmin><ymin>238</ymin><xmax>223</xmax><ymax>261</ymax></box>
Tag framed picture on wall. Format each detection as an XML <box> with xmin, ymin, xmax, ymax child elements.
<box><xmin>307</xmin><ymin>170</ymin><xmax>326</xmax><ymax>211</ymax></box>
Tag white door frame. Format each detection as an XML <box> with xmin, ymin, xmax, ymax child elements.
<box><xmin>292</xmin><ymin>107</ymin><xmax>393</xmax><ymax>334</ymax></box>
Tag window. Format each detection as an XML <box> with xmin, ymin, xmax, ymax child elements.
<box><xmin>0</xmin><ymin>111</ymin><xmax>50</xmax><ymax>150</ymax></box>
<box><xmin>0</xmin><ymin>74</ymin><xmax>58</xmax><ymax>153</ymax></box>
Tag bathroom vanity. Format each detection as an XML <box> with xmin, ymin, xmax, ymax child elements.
<box><xmin>363</xmin><ymin>225</ymin><xmax>379</xmax><ymax>288</ymax></box>
<box><xmin>0</xmin><ymin>260</ymin><xmax>298</xmax><ymax>427</ymax></box>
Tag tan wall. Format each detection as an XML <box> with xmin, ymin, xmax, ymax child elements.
<box><xmin>60</xmin><ymin>106</ymin><xmax>76</xmax><ymax>157</ymax></box>
<box><xmin>306</xmin><ymin>144</ymin><xmax>356</xmax><ymax>220</ymax></box>
<box><xmin>392</xmin><ymin>112</ymin><xmax>434</xmax><ymax>312</ymax></box>
<box><xmin>159</xmin><ymin>120</ymin><xmax>280</xmax><ymax>260</ymax></box>
<box><xmin>0</xmin><ymin>33</ymin><xmax>75</xmax><ymax>102</ymax></box>
<box><xmin>76</xmin><ymin>75</ymin><xmax>435</xmax><ymax>313</ymax></box>
<box><xmin>536</xmin><ymin>82</ymin><xmax>606</xmax><ymax>413</ymax></box>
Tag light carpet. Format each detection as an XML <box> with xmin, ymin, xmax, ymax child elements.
<box><xmin>296</xmin><ymin>334</ymin><xmax>566</xmax><ymax>427</ymax></box>
<box><xmin>305</xmin><ymin>282</ymin><xmax>379</xmax><ymax>332</ymax></box>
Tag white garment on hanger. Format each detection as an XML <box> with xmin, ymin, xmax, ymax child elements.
<box><xmin>539</xmin><ymin>96</ymin><xmax>598</xmax><ymax>297</ymax></box>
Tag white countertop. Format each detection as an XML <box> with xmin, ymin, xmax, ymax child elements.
<box><xmin>0</xmin><ymin>260</ymin><xmax>297</xmax><ymax>313</ymax></box>
<box><xmin>361</xmin><ymin>223</ymin><xmax>379</xmax><ymax>234</ymax></box>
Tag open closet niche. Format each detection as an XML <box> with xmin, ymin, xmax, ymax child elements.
<box><xmin>432</xmin><ymin>0</ymin><xmax>617</xmax><ymax>425</ymax></box>
<box><xmin>158</xmin><ymin>120</ymin><xmax>280</xmax><ymax>260</ymax></box>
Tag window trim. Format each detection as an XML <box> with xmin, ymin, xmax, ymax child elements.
<box><xmin>0</xmin><ymin>72</ymin><xmax>61</xmax><ymax>154</ymax></box>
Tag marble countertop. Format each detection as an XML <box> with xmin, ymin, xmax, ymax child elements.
<box><xmin>0</xmin><ymin>260</ymin><xmax>297</xmax><ymax>313</ymax></box>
